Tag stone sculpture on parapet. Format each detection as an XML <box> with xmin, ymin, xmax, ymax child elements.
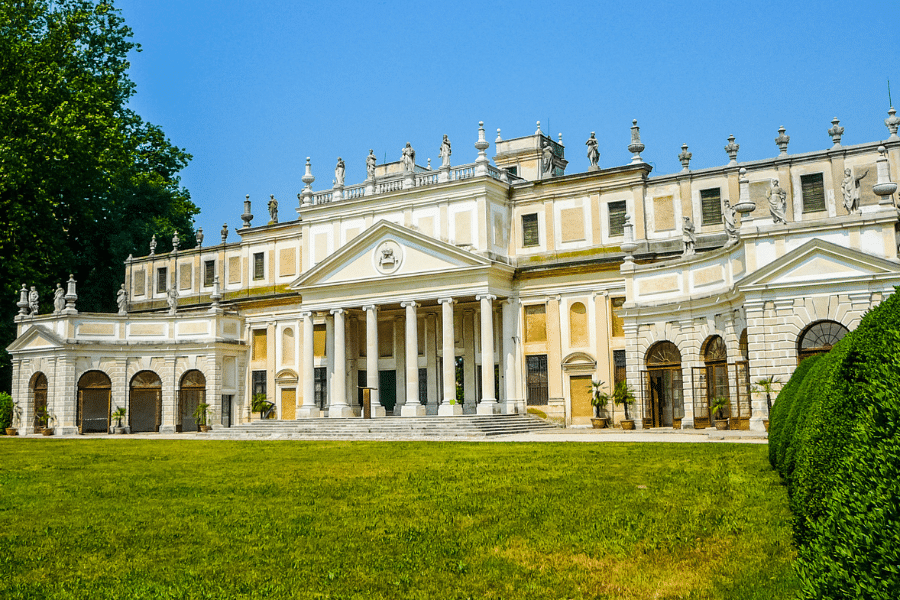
<box><xmin>117</xmin><ymin>284</ymin><xmax>128</xmax><ymax>315</ymax></box>
<box><xmin>149</xmin><ymin>234</ymin><xmax>157</xmax><ymax>256</ymax></box>
<box><xmin>841</xmin><ymin>168</ymin><xmax>868</xmax><ymax>215</ymax></box>
<box><xmin>586</xmin><ymin>132</ymin><xmax>600</xmax><ymax>171</ymax></box>
<box><xmin>767</xmin><ymin>179</ymin><xmax>787</xmax><ymax>224</ymax></box>
<box><xmin>167</xmin><ymin>286</ymin><xmax>178</xmax><ymax>316</ymax></box>
<box><xmin>28</xmin><ymin>286</ymin><xmax>39</xmax><ymax>316</ymax></box>
<box><xmin>402</xmin><ymin>143</ymin><xmax>416</xmax><ymax>173</ymax></box>
<box><xmin>682</xmin><ymin>216</ymin><xmax>696</xmax><ymax>257</ymax></box>
<box><xmin>439</xmin><ymin>135</ymin><xmax>451</xmax><ymax>168</ymax></box>
<box><xmin>268</xmin><ymin>194</ymin><xmax>278</xmax><ymax>224</ymax></box>
<box><xmin>53</xmin><ymin>283</ymin><xmax>65</xmax><ymax>314</ymax></box>
<box><xmin>172</xmin><ymin>231</ymin><xmax>180</xmax><ymax>252</ymax></box>
<box><xmin>221</xmin><ymin>223</ymin><xmax>228</xmax><ymax>244</ymax></box>
<box><xmin>723</xmin><ymin>200</ymin><xmax>738</xmax><ymax>244</ymax></box>
<box><xmin>541</xmin><ymin>139</ymin><xmax>553</xmax><ymax>174</ymax></box>
<box><xmin>195</xmin><ymin>228</ymin><xmax>203</xmax><ymax>247</ymax></box>
<box><xmin>366</xmin><ymin>150</ymin><xmax>376</xmax><ymax>180</ymax></box>
<box><xmin>334</xmin><ymin>158</ymin><xmax>345</xmax><ymax>187</ymax></box>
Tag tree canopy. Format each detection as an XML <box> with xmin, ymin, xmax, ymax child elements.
<box><xmin>0</xmin><ymin>0</ymin><xmax>198</xmax><ymax>391</ymax></box>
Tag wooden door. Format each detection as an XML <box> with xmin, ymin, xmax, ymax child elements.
<box><xmin>281</xmin><ymin>388</ymin><xmax>296</xmax><ymax>420</ymax></box>
<box><xmin>569</xmin><ymin>375</ymin><xmax>593</xmax><ymax>419</ymax></box>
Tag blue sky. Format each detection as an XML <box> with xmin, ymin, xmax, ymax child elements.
<box><xmin>118</xmin><ymin>0</ymin><xmax>899</xmax><ymax>241</ymax></box>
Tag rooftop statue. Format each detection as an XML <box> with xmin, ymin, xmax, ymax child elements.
<box><xmin>117</xmin><ymin>284</ymin><xmax>128</xmax><ymax>315</ymax></box>
<box><xmin>221</xmin><ymin>223</ymin><xmax>228</xmax><ymax>243</ymax></box>
<box><xmin>268</xmin><ymin>195</ymin><xmax>278</xmax><ymax>223</ymax></box>
<box><xmin>767</xmin><ymin>179</ymin><xmax>787</xmax><ymax>224</ymax></box>
<box><xmin>682</xmin><ymin>216</ymin><xmax>696</xmax><ymax>257</ymax></box>
<box><xmin>439</xmin><ymin>135</ymin><xmax>451</xmax><ymax>168</ymax></box>
<box><xmin>541</xmin><ymin>139</ymin><xmax>553</xmax><ymax>173</ymax></box>
<box><xmin>841</xmin><ymin>167</ymin><xmax>868</xmax><ymax>215</ymax></box>
<box><xmin>366</xmin><ymin>150</ymin><xmax>376</xmax><ymax>179</ymax></box>
<box><xmin>28</xmin><ymin>286</ymin><xmax>39</xmax><ymax>315</ymax></box>
<box><xmin>334</xmin><ymin>157</ymin><xmax>345</xmax><ymax>187</ymax></box>
<box><xmin>723</xmin><ymin>200</ymin><xmax>738</xmax><ymax>243</ymax></box>
<box><xmin>585</xmin><ymin>132</ymin><xmax>600</xmax><ymax>168</ymax></box>
<box><xmin>53</xmin><ymin>283</ymin><xmax>65</xmax><ymax>314</ymax></box>
<box><xmin>402</xmin><ymin>143</ymin><xmax>416</xmax><ymax>173</ymax></box>
<box><xmin>167</xmin><ymin>286</ymin><xmax>178</xmax><ymax>316</ymax></box>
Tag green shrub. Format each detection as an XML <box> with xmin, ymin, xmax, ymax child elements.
<box><xmin>0</xmin><ymin>392</ymin><xmax>12</xmax><ymax>430</ymax></box>
<box><xmin>768</xmin><ymin>354</ymin><xmax>820</xmax><ymax>471</ymax></box>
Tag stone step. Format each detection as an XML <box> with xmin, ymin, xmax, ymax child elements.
<box><xmin>207</xmin><ymin>414</ymin><xmax>558</xmax><ymax>440</ymax></box>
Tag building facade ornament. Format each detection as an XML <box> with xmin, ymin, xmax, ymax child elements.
<box><xmin>221</xmin><ymin>223</ymin><xmax>228</xmax><ymax>244</ymax></box>
<box><xmin>724</xmin><ymin>134</ymin><xmax>739</xmax><ymax>165</ymax></box>
<box><xmin>775</xmin><ymin>126</ymin><xmax>790</xmax><ymax>156</ymax></box>
<box><xmin>172</xmin><ymin>231</ymin><xmax>180</xmax><ymax>252</ymax></box>
<box><xmin>268</xmin><ymin>194</ymin><xmax>278</xmax><ymax>224</ymax></box>
<box><xmin>678</xmin><ymin>144</ymin><xmax>692</xmax><ymax>172</ymax></box>
<box><xmin>334</xmin><ymin>158</ymin><xmax>345</xmax><ymax>188</ymax></box>
<box><xmin>28</xmin><ymin>286</ymin><xmax>39</xmax><ymax>316</ymax></box>
<box><xmin>117</xmin><ymin>284</ymin><xmax>128</xmax><ymax>315</ymax></box>
<box><xmin>149</xmin><ymin>234</ymin><xmax>157</xmax><ymax>256</ymax></box>
<box><xmin>402</xmin><ymin>143</ymin><xmax>416</xmax><ymax>173</ymax></box>
<box><xmin>195</xmin><ymin>227</ymin><xmax>203</xmax><ymax>247</ymax></box>
<box><xmin>841</xmin><ymin>167</ymin><xmax>868</xmax><ymax>215</ymax></box>
<box><xmin>828</xmin><ymin>117</ymin><xmax>844</xmax><ymax>148</ymax></box>
<box><xmin>586</xmin><ymin>132</ymin><xmax>600</xmax><ymax>170</ymax></box>
<box><xmin>885</xmin><ymin>107</ymin><xmax>900</xmax><ymax>141</ymax></box>
<box><xmin>241</xmin><ymin>195</ymin><xmax>253</xmax><ymax>228</ymax></box>
<box><xmin>628</xmin><ymin>119</ymin><xmax>645</xmax><ymax>163</ymax></box>
<box><xmin>767</xmin><ymin>179</ymin><xmax>787</xmax><ymax>223</ymax></box>
<box><xmin>439</xmin><ymin>135</ymin><xmax>451</xmax><ymax>168</ymax></box>
<box><xmin>723</xmin><ymin>200</ymin><xmax>738</xmax><ymax>243</ymax></box>
<box><xmin>167</xmin><ymin>286</ymin><xmax>178</xmax><ymax>315</ymax></box>
<box><xmin>682</xmin><ymin>216</ymin><xmax>695</xmax><ymax>256</ymax></box>
<box><xmin>53</xmin><ymin>283</ymin><xmax>65</xmax><ymax>314</ymax></box>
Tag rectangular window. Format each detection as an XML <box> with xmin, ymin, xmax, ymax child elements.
<box><xmin>253</xmin><ymin>252</ymin><xmax>265</xmax><ymax>280</ymax></box>
<box><xmin>801</xmin><ymin>173</ymin><xmax>826</xmax><ymax>213</ymax></box>
<box><xmin>252</xmin><ymin>370</ymin><xmax>267</xmax><ymax>398</ymax></box>
<box><xmin>157</xmin><ymin>267</ymin><xmax>168</xmax><ymax>294</ymax></box>
<box><xmin>524</xmin><ymin>304</ymin><xmax>547</xmax><ymax>343</ymax></box>
<box><xmin>522</xmin><ymin>213</ymin><xmax>539</xmax><ymax>247</ymax></box>
<box><xmin>613</xmin><ymin>350</ymin><xmax>626</xmax><ymax>387</ymax></box>
<box><xmin>204</xmin><ymin>260</ymin><xmax>215</xmax><ymax>287</ymax></box>
<box><xmin>610</xmin><ymin>297</ymin><xmax>625</xmax><ymax>338</ymax></box>
<box><xmin>314</xmin><ymin>367</ymin><xmax>327</xmax><ymax>410</ymax></box>
<box><xmin>608</xmin><ymin>201</ymin><xmax>627</xmax><ymax>237</ymax></box>
<box><xmin>526</xmin><ymin>355</ymin><xmax>549</xmax><ymax>405</ymax></box>
<box><xmin>506</xmin><ymin>166</ymin><xmax>518</xmax><ymax>177</ymax></box>
<box><xmin>700</xmin><ymin>188</ymin><xmax>722</xmax><ymax>226</ymax></box>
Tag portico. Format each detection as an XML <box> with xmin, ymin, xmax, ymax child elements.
<box><xmin>290</xmin><ymin>220</ymin><xmax>516</xmax><ymax>417</ymax></box>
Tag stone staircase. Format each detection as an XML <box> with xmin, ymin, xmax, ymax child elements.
<box><xmin>206</xmin><ymin>413</ymin><xmax>560</xmax><ymax>440</ymax></box>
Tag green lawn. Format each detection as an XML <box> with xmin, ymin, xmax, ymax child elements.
<box><xmin>0</xmin><ymin>440</ymin><xmax>797</xmax><ymax>599</ymax></box>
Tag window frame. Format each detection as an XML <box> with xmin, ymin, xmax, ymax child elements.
<box><xmin>156</xmin><ymin>267</ymin><xmax>168</xmax><ymax>295</ymax></box>
<box><xmin>203</xmin><ymin>260</ymin><xmax>215</xmax><ymax>287</ymax></box>
<box><xmin>521</xmin><ymin>213</ymin><xmax>540</xmax><ymax>248</ymax></box>
<box><xmin>700</xmin><ymin>187</ymin><xmax>722</xmax><ymax>227</ymax></box>
<box><xmin>253</xmin><ymin>252</ymin><xmax>265</xmax><ymax>281</ymax></box>
<box><xmin>608</xmin><ymin>201</ymin><xmax>627</xmax><ymax>237</ymax></box>
<box><xmin>800</xmin><ymin>172</ymin><xmax>826</xmax><ymax>214</ymax></box>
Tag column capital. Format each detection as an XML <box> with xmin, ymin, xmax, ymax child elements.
<box><xmin>476</xmin><ymin>294</ymin><xmax>497</xmax><ymax>302</ymax></box>
<box><xmin>330</xmin><ymin>308</ymin><xmax>344</xmax><ymax>316</ymax></box>
<box><xmin>299</xmin><ymin>310</ymin><xmax>313</xmax><ymax>319</ymax></box>
<box><xmin>362</xmin><ymin>304</ymin><xmax>378</xmax><ymax>313</ymax></box>
<box><xmin>400</xmin><ymin>300</ymin><xmax>417</xmax><ymax>309</ymax></box>
<box><xmin>437</xmin><ymin>297</ymin><xmax>455</xmax><ymax>305</ymax></box>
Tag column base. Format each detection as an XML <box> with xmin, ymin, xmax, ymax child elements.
<box><xmin>59</xmin><ymin>426</ymin><xmax>79</xmax><ymax>436</ymax></box>
<box><xmin>297</xmin><ymin>406</ymin><xmax>322</xmax><ymax>418</ymax></box>
<box><xmin>400</xmin><ymin>403</ymin><xmax>427</xmax><ymax>417</ymax></box>
<box><xmin>328</xmin><ymin>405</ymin><xmax>354</xmax><ymax>418</ymax></box>
<box><xmin>438</xmin><ymin>403</ymin><xmax>463</xmax><ymax>416</ymax></box>
<box><xmin>371</xmin><ymin>405</ymin><xmax>387</xmax><ymax>418</ymax></box>
<box><xmin>159</xmin><ymin>425</ymin><xmax>176</xmax><ymax>434</ymax></box>
<box><xmin>503</xmin><ymin>401</ymin><xmax>521</xmax><ymax>415</ymax></box>
<box><xmin>477</xmin><ymin>400</ymin><xmax>500</xmax><ymax>415</ymax></box>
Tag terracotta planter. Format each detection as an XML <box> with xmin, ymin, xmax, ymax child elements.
<box><xmin>714</xmin><ymin>419</ymin><xmax>728</xmax><ymax>430</ymax></box>
<box><xmin>41</xmin><ymin>428</ymin><xmax>54</xmax><ymax>436</ymax></box>
<box><xmin>620</xmin><ymin>419</ymin><xmax>635</xmax><ymax>430</ymax></box>
<box><xmin>672</xmin><ymin>418</ymin><xmax>682</xmax><ymax>430</ymax></box>
<box><xmin>199</xmin><ymin>425</ymin><xmax>211</xmax><ymax>433</ymax></box>
<box><xmin>5</xmin><ymin>428</ymin><xmax>18</xmax><ymax>436</ymax></box>
<box><xmin>763</xmin><ymin>420</ymin><xmax>769</xmax><ymax>432</ymax></box>
<box><xmin>590</xmin><ymin>417</ymin><xmax>608</xmax><ymax>429</ymax></box>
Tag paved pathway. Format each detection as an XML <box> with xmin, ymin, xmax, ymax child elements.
<box><xmin>5</xmin><ymin>427</ymin><xmax>767</xmax><ymax>444</ymax></box>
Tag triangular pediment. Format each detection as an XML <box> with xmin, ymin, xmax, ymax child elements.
<box><xmin>6</xmin><ymin>324</ymin><xmax>66</xmax><ymax>353</ymax></box>
<box><xmin>292</xmin><ymin>220</ymin><xmax>493</xmax><ymax>289</ymax></box>
<box><xmin>739</xmin><ymin>238</ymin><xmax>900</xmax><ymax>289</ymax></box>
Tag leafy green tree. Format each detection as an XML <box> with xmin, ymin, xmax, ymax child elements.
<box><xmin>0</xmin><ymin>0</ymin><xmax>198</xmax><ymax>391</ymax></box>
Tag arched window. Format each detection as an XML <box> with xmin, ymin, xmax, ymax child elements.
<box><xmin>179</xmin><ymin>370</ymin><xmax>206</xmax><ymax>432</ymax></box>
<box><xmin>77</xmin><ymin>371</ymin><xmax>111</xmax><ymax>433</ymax></box>
<box><xmin>798</xmin><ymin>320</ymin><xmax>849</xmax><ymax>363</ymax></box>
<box><xmin>569</xmin><ymin>302</ymin><xmax>588</xmax><ymax>347</ymax></box>
<box><xmin>130</xmin><ymin>371</ymin><xmax>162</xmax><ymax>433</ymax></box>
<box><xmin>698</xmin><ymin>336</ymin><xmax>729</xmax><ymax>428</ymax></box>
<box><xmin>643</xmin><ymin>341</ymin><xmax>683</xmax><ymax>427</ymax></box>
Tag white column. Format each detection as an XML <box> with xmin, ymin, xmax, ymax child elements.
<box><xmin>476</xmin><ymin>294</ymin><xmax>499</xmax><ymax>414</ymax></box>
<box><xmin>329</xmin><ymin>308</ymin><xmax>352</xmax><ymax>417</ymax></box>
<box><xmin>298</xmin><ymin>310</ymin><xmax>320</xmax><ymax>417</ymax></box>
<box><xmin>363</xmin><ymin>305</ymin><xmax>386</xmax><ymax>417</ymax></box>
<box><xmin>438</xmin><ymin>298</ymin><xmax>462</xmax><ymax>415</ymax></box>
<box><xmin>501</xmin><ymin>299</ymin><xmax>519</xmax><ymax>414</ymax></box>
<box><xmin>400</xmin><ymin>301</ymin><xmax>425</xmax><ymax>416</ymax></box>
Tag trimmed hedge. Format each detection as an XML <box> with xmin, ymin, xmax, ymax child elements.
<box><xmin>0</xmin><ymin>392</ymin><xmax>12</xmax><ymax>430</ymax></box>
<box><xmin>769</xmin><ymin>291</ymin><xmax>900</xmax><ymax>599</ymax></box>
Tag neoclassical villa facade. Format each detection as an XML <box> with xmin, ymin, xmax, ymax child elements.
<box><xmin>9</xmin><ymin>113</ymin><xmax>900</xmax><ymax>434</ymax></box>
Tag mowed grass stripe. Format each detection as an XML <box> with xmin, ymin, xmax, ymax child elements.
<box><xmin>0</xmin><ymin>440</ymin><xmax>798</xmax><ymax>599</ymax></box>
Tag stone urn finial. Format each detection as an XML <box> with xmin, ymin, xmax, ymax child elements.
<box><xmin>149</xmin><ymin>234</ymin><xmax>156</xmax><ymax>256</ymax></box>
<box><xmin>873</xmin><ymin>146</ymin><xmax>898</xmax><ymax>204</ymax></box>
<box><xmin>300</xmin><ymin>157</ymin><xmax>315</xmax><ymax>206</ymax></box>
<box><xmin>535</xmin><ymin>121</ymin><xmax>542</xmax><ymax>135</ymax></box>
<box><xmin>734</xmin><ymin>167</ymin><xmax>756</xmax><ymax>217</ymax></box>
<box><xmin>775</xmin><ymin>126</ymin><xmax>790</xmax><ymax>156</ymax></box>
<box><xmin>241</xmin><ymin>195</ymin><xmax>253</xmax><ymax>228</ymax></box>
<box><xmin>886</xmin><ymin>107</ymin><xmax>900</xmax><ymax>141</ymax></box>
<box><xmin>17</xmin><ymin>283</ymin><xmax>28</xmax><ymax>317</ymax></box>
<box><xmin>628</xmin><ymin>120</ymin><xmax>645</xmax><ymax>163</ymax></box>
<box><xmin>678</xmin><ymin>144</ymin><xmax>692</xmax><ymax>172</ymax></box>
<box><xmin>65</xmin><ymin>274</ymin><xmax>78</xmax><ymax>314</ymax></box>
<box><xmin>725</xmin><ymin>135</ymin><xmax>739</xmax><ymax>165</ymax></box>
<box><xmin>474</xmin><ymin>121</ymin><xmax>490</xmax><ymax>173</ymax></box>
<box><xmin>496</xmin><ymin>128</ymin><xmax>502</xmax><ymax>143</ymax></box>
<box><xmin>221</xmin><ymin>223</ymin><xmax>228</xmax><ymax>244</ymax></box>
<box><xmin>171</xmin><ymin>231</ymin><xmax>180</xmax><ymax>252</ymax></box>
<box><xmin>195</xmin><ymin>227</ymin><xmax>203</xmax><ymax>247</ymax></box>
<box><xmin>828</xmin><ymin>118</ymin><xmax>844</xmax><ymax>148</ymax></box>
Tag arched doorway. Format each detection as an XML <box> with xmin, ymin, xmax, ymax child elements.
<box><xmin>178</xmin><ymin>370</ymin><xmax>206</xmax><ymax>432</ymax></box>
<box><xmin>798</xmin><ymin>320</ymin><xmax>848</xmax><ymax>363</ymax></box>
<box><xmin>78</xmin><ymin>371</ymin><xmax>111</xmax><ymax>433</ymax></box>
<box><xmin>693</xmin><ymin>336</ymin><xmax>729</xmax><ymax>429</ymax></box>
<box><xmin>130</xmin><ymin>371</ymin><xmax>162</xmax><ymax>433</ymax></box>
<box><xmin>642</xmin><ymin>341</ymin><xmax>683</xmax><ymax>428</ymax></box>
<box><xmin>31</xmin><ymin>372</ymin><xmax>48</xmax><ymax>433</ymax></box>
<box><xmin>731</xmin><ymin>329</ymin><xmax>751</xmax><ymax>430</ymax></box>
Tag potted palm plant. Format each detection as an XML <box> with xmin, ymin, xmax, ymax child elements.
<box><xmin>34</xmin><ymin>406</ymin><xmax>52</xmax><ymax>435</ymax></box>
<box><xmin>1</xmin><ymin>393</ymin><xmax>19</xmax><ymax>436</ymax></box>
<box><xmin>612</xmin><ymin>381</ymin><xmax>637</xmax><ymax>430</ymax></box>
<box><xmin>251</xmin><ymin>393</ymin><xmax>274</xmax><ymax>420</ymax></box>
<box><xmin>193</xmin><ymin>402</ymin><xmax>211</xmax><ymax>432</ymax></box>
<box><xmin>753</xmin><ymin>376</ymin><xmax>781</xmax><ymax>432</ymax></box>
<box><xmin>590</xmin><ymin>379</ymin><xmax>611</xmax><ymax>428</ymax></box>
<box><xmin>709</xmin><ymin>396</ymin><xmax>730</xmax><ymax>430</ymax></box>
<box><xmin>111</xmin><ymin>406</ymin><xmax>127</xmax><ymax>434</ymax></box>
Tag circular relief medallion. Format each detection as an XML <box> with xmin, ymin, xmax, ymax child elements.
<box><xmin>374</xmin><ymin>240</ymin><xmax>403</xmax><ymax>275</ymax></box>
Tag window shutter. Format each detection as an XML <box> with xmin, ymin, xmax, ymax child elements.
<box><xmin>801</xmin><ymin>173</ymin><xmax>826</xmax><ymax>213</ymax></box>
<box><xmin>522</xmin><ymin>213</ymin><xmax>539</xmax><ymax>247</ymax></box>
<box><xmin>700</xmin><ymin>188</ymin><xmax>722</xmax><ymax>226</ymax></box>
<box><xmin>608</xmin><ymin>201</ymin><xmax>626</xmax><ymax>237</ymax></box>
